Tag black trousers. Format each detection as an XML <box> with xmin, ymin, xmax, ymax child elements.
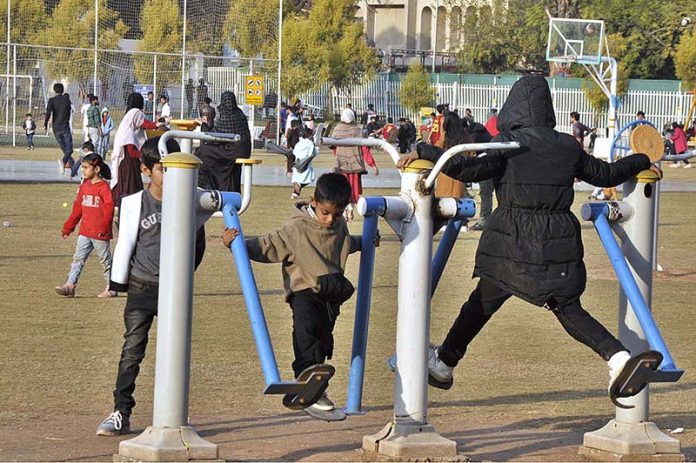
<box><xmin>289</xmin><ymin>290</ymin><xmax>338</xmax><ymax>377</ymax></box>
<box><xmin>438</xmin><ymin>278</ymin><xmax>626</xmax><ymax>368</ymax></box>
<box><xmin>478</xmin><ymin>178</ymin><xmax>494</xmax><ymax>223</ymax></box>
<box><xmin>113</xmin><ymin>277</ymin><xmax>158</xmax><ymax>417</ymax></box>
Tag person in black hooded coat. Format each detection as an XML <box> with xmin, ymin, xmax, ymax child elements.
<box><xmin>398</xmin><ymin>75</ymin><xmax>659</xmax><ymax>396</ymax></box>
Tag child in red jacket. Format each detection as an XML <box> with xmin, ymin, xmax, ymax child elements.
<box><xmin>55</xmin><ymin>153</ymin><xmax>116</xmax><ymax>298</ymax></box>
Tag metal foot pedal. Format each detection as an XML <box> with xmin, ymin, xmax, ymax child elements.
<box><xmin>610</xmin><ymin>350</ymin><xmax>662</xmax><ymax>409</ymax></box>
<box><xmin>275</xmin><ymin>364</ymin><xmax>334</xmax><ymax>410</ymax></box>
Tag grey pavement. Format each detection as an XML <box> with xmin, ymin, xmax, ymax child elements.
<box><xmin>2</xmin><ymin>159</ymin><xmax>696</xmax><ymax>192</ymax></box>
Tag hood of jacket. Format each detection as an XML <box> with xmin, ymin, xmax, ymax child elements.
<box><xmin>497</xmin><ymin>75</ymin><xmax>556</xmax><ymax>131</ymax></box>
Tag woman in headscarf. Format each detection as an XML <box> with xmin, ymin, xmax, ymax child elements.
<box><xmin>110</xmin><ymin>92</ymin><xmax>164</xmax><ymax>205</ymax></box>
<box><xmin>194</xmin><ymin>91</ymin><xmax>252</xmax><ymax>268</ymax></box>
<box><xmin>331</xmin><ymin>108</ymin><xmax>379</xmax><ymax>220</ymax></box>
<box><xmin>195</xmin><ymin>90</ymin><xmax>251</xmax><ymax>192</ymax></box>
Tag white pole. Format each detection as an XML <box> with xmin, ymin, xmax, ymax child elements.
<box><xmin>249</xmin><ymin>59</ymin><xmax>255</xmax><ymax>141</ymax></box>
<box><xmin>431</xmin><ymin>0</ymin><xmax>438</xmax><ymax>74</ymax></box>
<box><xmin>394</xmin><ymin>170</ymin><xmax>432</xmax><ymax>422</ymax></box>
<box><xmin>12</xmin><ymin>44</ymin><xmax>16</xmax><ymax>146</ymax></box>
<box><xmin>93</xmin><ymin>0</ymin><xmax>98</xmax><ymax>95</ymax></box>
<box><xmin>179</xmin><ymin>0</ymin><xmax>187</xmax><ymax>119</ymax></box>
<box><xmin>153</xmin><ymin>54</ymin><xmax>157</xmax><ymax>121</ymax></box>
<box><xmin>5</xmin><ymin>0</ymin><xmax>10</xmax><ymax>134</ymax></box>
<box><xmin>276</xmin><ymin>0</ymin><xmax>283</xmax><ymax>144</ymax></box>
<box><xmin>605</xmin><ymin>57</ymin><xmax>618</xmax><ymax>142</ymax></box>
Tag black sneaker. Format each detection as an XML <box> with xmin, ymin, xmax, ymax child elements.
<box><xmin>96</xmin><ymin>411</ymin><xmax>130</xmax><ymax>436</ymax></box>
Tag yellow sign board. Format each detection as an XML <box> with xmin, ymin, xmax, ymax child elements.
<box><xmin>245</xmin><ymin>75</ymin><xmax>264</xmax><ymax>106</ymax></box>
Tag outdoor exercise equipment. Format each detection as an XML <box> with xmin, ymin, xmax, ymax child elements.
<box><xmin>315</xmin><ymin>130</ymin><xmax>520</xmax><ymax>458</ymax></box>
<box><xmin>578</xmin><ymin>127</ymin><xmax>685</xmax><ymax>460</ymax></box>
<box><xmin>116</xmin><ymin>130</ymin><xmax>276</xmax><ymax>462</ymax></box>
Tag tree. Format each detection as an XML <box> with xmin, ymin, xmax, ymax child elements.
<box><xmin>0</xmin><ymin>0</ymin><xmax>47</xmax><ymax>47</ymax></box>
<box><xmin>0</xmin><ymin>0</ymin><xmax>48</xmax><ymax>75</ymax></box>
<box><xmin>223</xmin><ymin>0</ymin><xmax>280</xmax><ymax>60</ymax></box>
<box><xmin>33</xmin><ymin>0</ymin><xmax>127</xmax><ymax>88</ymax></box>
<box><xmin>675</xmin><ymin>30</ymin><xmax>696</xmax><ymax>90</ymax></box>
<box><xmin>281</xmin><ymin>0</ymin><xmax>380</xmax><ymax>112</ymax></box>
<box><xmin>398</xmin><ymin>63</ymin><xmax>436</xmax><ymax>113</ymax></box>
<box><xmin>133</xmin><ymin>0</ymin><xmax>183</xmax><ymax>88</ymax></box>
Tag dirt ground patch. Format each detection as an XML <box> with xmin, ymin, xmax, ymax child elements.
<box><xmin>1</xmin><ymin>183</ymin><xmax>695</xmax><ymax>461</ymax></box>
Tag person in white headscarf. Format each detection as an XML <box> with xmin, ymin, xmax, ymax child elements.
<box><xmin>110</xmin><ymin>93</ymin><xmax>163</xmax><ymax>206</ymax></box>
<box><xmin>330</xmin><ymin>108</ymin><xmax>379</xmax><ymax>220</ymax></box>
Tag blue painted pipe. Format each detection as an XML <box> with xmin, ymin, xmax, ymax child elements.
<box><xmin>592</xmin><ymin>209</ymin><xmax>678</xmax><ymax>370</ymax></box>
<box><xmin>345</xmin><ymin>214</ymin><xmax>379</xmax><ymax>415</ymax></box>
<box><xmin>431</xmin><ymin>218</ymin><xmax>463</xmax><ymax>295</ymax></box>
<box><xmin>222</xmin><ymin>201</ymin><xmax>282</xmax><ymax>386</ymax></box>
<box><xmin>431</xmin><ymin>198</ymin><xmax>476</xmax><ymax>295</ymax></box>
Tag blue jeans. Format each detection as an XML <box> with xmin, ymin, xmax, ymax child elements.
<box><xmin>98</xmin><ymin>133</ymin><xmax>110</xmax><ymax>158</ymax></box>
<box><xmin>26</xmin><ymin>133</ymin><xmax>34</xmax><ymax>147</ymax></box>
<box><xmin>66</xmin><ymin>235</ymin><xmax>112</xmax><ymax>285</ymax></box>
<box><xmin>70</xmin><ymin>155</ymin><xmax>84</xmax><ymax>178</ymax></box>
<box><xmin>55</xmin><ymin>130</ymin><xmax>74</xmax><ymax>166</ymax></box>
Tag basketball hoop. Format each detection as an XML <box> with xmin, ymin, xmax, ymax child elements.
<box><xmin>550</xmin><ymin>60</ymin><xmax>572</xmax><ymax>78</ymax></box>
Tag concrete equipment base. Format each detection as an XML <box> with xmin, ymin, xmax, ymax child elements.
<box><xmin>117</xmin><ymin>426</ymin><xmax>218</xmax><ymax>461</ymax></box>
<box><xmin>580</xmin><ymin>420</ymin><xmax>683</xmax><ymax>462</ymax></box>
<box><xmin>363</xmin><ymin>421</ymin><xmax>461</xmax><ymax>461</ymax></box>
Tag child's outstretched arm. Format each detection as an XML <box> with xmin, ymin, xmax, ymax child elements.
<box><xmin>223</xmin><ymin>225</ymin><xmax>292</xmax><ymax>264</ymax></box>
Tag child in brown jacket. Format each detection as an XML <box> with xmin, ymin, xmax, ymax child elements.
<box><xmin>223</xmin><ymin>173</ymin><xmax>364</xmax><ymax>416</ymax></box>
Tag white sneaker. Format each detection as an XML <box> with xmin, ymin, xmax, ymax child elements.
<box><xmin>428</xmin><ymin>344</ymin><xmax>454</xmax><ymax>389</ymax></box>
<box><xmin>684</xmin><ymin>163</ymin><xmax>693</xmax><ymax>169</ymax></box>
<box><xmin>607</xmin><ymin>350</ymin><xmax>631</xmax><ymax>389</ymax></box>
<box><xmin>308</xmin><ymin>392</ymin><xmax>334</xmax><ymax>412</ymax></box>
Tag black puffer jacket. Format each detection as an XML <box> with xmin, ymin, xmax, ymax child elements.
<box><xmin>421</xmin><ymin>75</ymin><xmax>651</xmax><ymax>307</ymax></box>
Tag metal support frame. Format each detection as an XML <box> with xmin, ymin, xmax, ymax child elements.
<box><xmin>579</xmin><ymin>173</ymin><xmax>683</xmax><ymax>460</ymax></box>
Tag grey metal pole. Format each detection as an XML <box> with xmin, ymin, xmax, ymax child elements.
<box><xmin>431</xmin><ymin>0</ymin><xmax>438</xmax><ymax>74</ymax></box>
<box><xmin>152</xmin><ymin>154</ymin><xmax>197</xmax><ymax>428</ymax></box>
<box><xmin>153</xmin><ymin>54</ymin><xmax>157</xmax><ymax>121</ymax></box>
<box><xmin>276</xmin><ymin>0</ymin><xmax>283</xmax><ymax>144</ymax></box>
<box><xmin>93</xmin><ymin>0</ymin><xmax>98</xmax><ymax>94</ymax></box>
<box><xmin>5</xmin><ymin>0</ymin><xmax>10</xmax><ymax>134</ymax></box>
<box><xmin>616</xmin><ymin>174</ymin><xmax>655</xmax><ymax>419</ymax></box>
<box><xmin>179</xmin><ymin>0</ymin><xmax>187</xmax><ymax>119</ymax></box>
<box><xmin>12</xmin><ymin>44</ymin><xmax>16</xmax><ymax>146</ymax></box>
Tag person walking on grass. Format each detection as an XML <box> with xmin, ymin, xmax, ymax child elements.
<box><xmin>55</xmin><ymin>154</ymin><xmax>116</xmax><ymax>299</ymax></box>
<box><xmin>291</xmin><ymin>127</ymin><xmax>319</xmax><ymax>198</ymax></box>
<box><xmin>398</xmin><ymin>75</ymin><xmax>663</xmax><ymax>406</ymax></box>
<box><xmin>44</xmin><ymin>83</ymin><xmax>74</xmax><ymax>173</ymax></box>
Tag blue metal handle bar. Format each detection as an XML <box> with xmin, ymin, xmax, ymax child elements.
<box><xmin>588</xmin><ymin>204</ymin><xmax>678</xmax><ymax>371</ymax></box>
<box><xmin>610</xmin><ymin>119</ymin><xmax>656</xmax><ymax>162</ymax></box>
<box><xmin>431</xmin><ymin>197</ymin><xmax>476</xmax><ymax>295</ymax></box>
<box><xmin>344</xmin><ymin>213</ymin><xmax>380</xmax><ymax>415</ymax></box>
<box><xmin>431</xmin><ymin>218</ymin><xmax>463</xmax><ymax>295</ymax></box>
<box><xmin>222</xmin><ymin>201</ymin><xmax>282</xmax><ymax>387</ymax></box>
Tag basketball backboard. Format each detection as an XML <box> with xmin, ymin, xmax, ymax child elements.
<box><xmin>546</xmin><ymin>17</ymin><xmax>605</xmax><ymax>65</ymax></box>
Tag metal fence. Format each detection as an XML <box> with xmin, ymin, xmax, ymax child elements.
<box><xmin>1</xmin><ymin>41</ymin><xmax>693</xmax><ymax>146</ymax></box>
<box><xmin>311</xmin><ymin>79</ymin><xmax>694</xmax><ymax>136</ymax></box>
<box><xmin>0</xmin><ymin>42</ymin><xmax>280</xmax><ymax>145</ymax></box>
